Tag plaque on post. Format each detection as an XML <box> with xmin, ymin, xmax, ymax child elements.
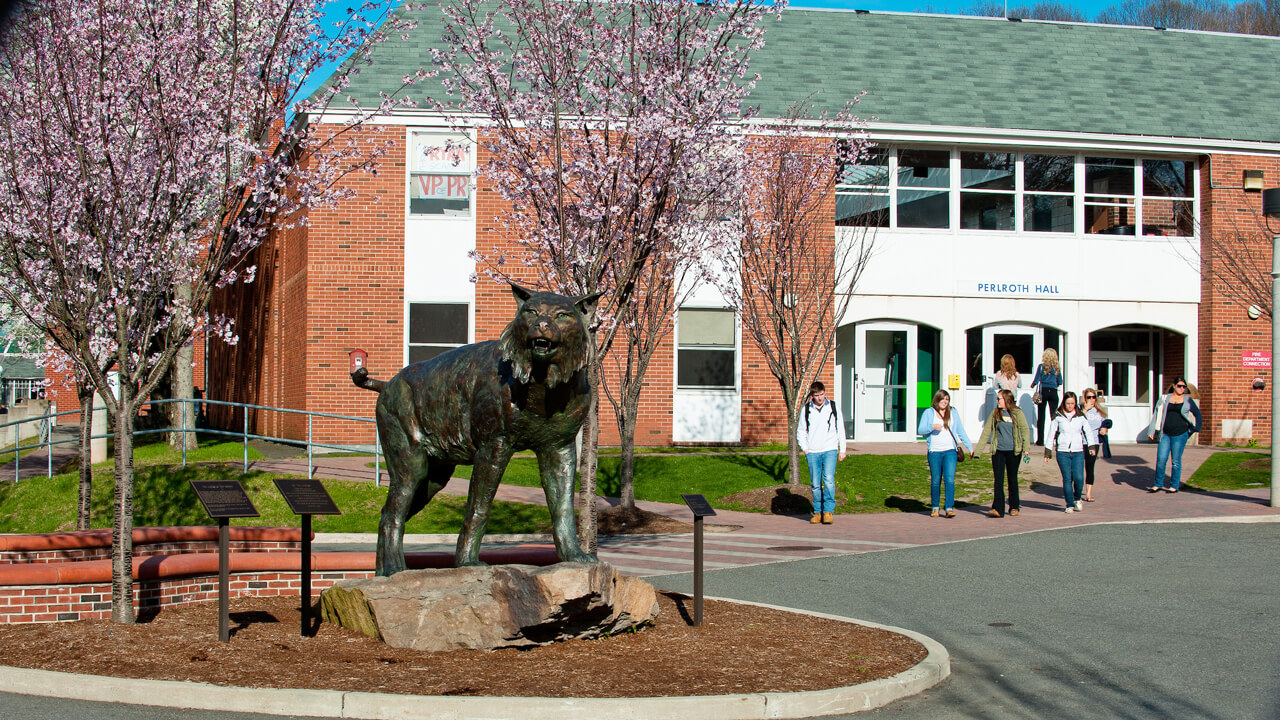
<box><xmin>681</xmin><ymin>494</ymin><xmax>717</xmax><ymax>626</ymax></box>
<box><xmin>273</xmin><ymin>478</ymin><xmax>341</xmax><ymax>637</ymax></box>
<box><xmin>189</xmin><ymin>480</ymin><xmax>259</xmax><ymax>642</ymax></box>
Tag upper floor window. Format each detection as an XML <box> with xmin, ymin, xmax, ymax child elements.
<box><xmin>1024</xmin><ymin>154</ymin><xmax>1075</xmax><ymax>233</ymax></box>
<box><xmin>960</xmin><ymin>152</ymin><xmax>1015</xmax><ymax>231</ymax></box>
<box><xmin>676</xmin><ymin>308</ymin><xmax>736</xmax><ymax>389</ymax></box>
<box><xmin>837</xmin><ymin>149</ymin><xmax>1196</xmax><ymax>237</ymax></box>
<box><xmin>409</xmin><ymin>132</ymin><xmax>471</xmax><ymax>217</ymax></box>
<box><xmin>896</xmin><ymin>149</ymin><xmax>950</xmax><ymax>229</ymax></box>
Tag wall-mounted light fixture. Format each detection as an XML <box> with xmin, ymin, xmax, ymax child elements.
<box><xmin>1244</xmin><ymin>169</ymin><xmax>1265</xmax><ymax>192</ymax></box>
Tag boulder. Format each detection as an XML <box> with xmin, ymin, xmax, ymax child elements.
<box><xmin>319</xmin><ymin>562</ymin><xmax>658</xmax><ymax>651</ymax></box>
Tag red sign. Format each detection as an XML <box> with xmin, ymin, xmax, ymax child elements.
<box><xmin>1243</xmin><ymin>351</ymin><xmax>1271</xmax><ymax>368</ymax></box>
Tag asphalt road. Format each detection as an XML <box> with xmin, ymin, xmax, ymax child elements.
<box><xmin>2</xmin><ymin>521</ymin><xmax>1277</xmax><ymax>720</ymax></box>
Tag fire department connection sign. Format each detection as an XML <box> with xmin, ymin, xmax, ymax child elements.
<box><xmin>1243</xmin><ymin>351</ymin><xmax>1271</xmax><ymax>368</ymax></box>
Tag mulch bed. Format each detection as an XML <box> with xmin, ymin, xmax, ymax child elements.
<box><xmin>720</xmin><ymin>484</ymin><xmax>842</xmax><ymax>515</ymax></box>
<box><xmin>0</xmin><ymin>592</ymin><xmax>927</xmax><ymax>698</ymax></box>
<box><xmin>595</xmin><ymin>506</ymin><xmax>741</xmax><ymax>534</ymax></box>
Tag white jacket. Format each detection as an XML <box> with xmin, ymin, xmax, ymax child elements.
<box><xmin>797</xmin><ymin>400</ymin><xmax>846</xmax><ymax>454</ymax></box>
<box><xmin>1046</xmin><ymin>411</ymin><xmax>1098</xmax><ymax>454</ymax></box>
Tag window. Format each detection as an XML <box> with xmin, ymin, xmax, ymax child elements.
<box><xmin>1024</xmin><ymin>154</ymin><xmax>1075</xmax><ymax>233</ymax></box>
<box><xmin>408</xmin><ymin>303</ymin><xmax>468</xmax><ymax>364</ymax></box>
<box><xmin>832</xmin><ymin>149</ymin><xmax>1195</xmax><ymax>236</ymax></box>
<box><xmin>409</xmin><ymin>133</ymin><xmax>471</xmax><ymax>217</ymax></box>
<box><xmin>1085</xmin><ymin>157</ymin><xmax>1137</xmax><ymax>234</ymax></box>
<box><xmin>960</xmin><ymin>152</ymin><xmax>1014</xmax><ymax>230</ymax></box>
<box><xmin>897</xmin><ymin>149</ymin><xmax>950</xmax><ymax>229</ymax></box>
<box><xmin>836</xmin><ymin>148</ymin><xmax>889</xmax><ymax>227</ymax></box>
<box><xmin>1142</xmin><ymin>159</ymin><xmax>1194</xmax><ymax>237</ymax></box>
<box><xmin>677</xmin><ymin>308</ymin><xmax>736</xmax><ymax>388</ymax></box>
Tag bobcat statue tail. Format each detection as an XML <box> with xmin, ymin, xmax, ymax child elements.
<box><xmin>351</xmin><ymin>366</ymin><xmax>387</xmax><ymax>393</ymax></box>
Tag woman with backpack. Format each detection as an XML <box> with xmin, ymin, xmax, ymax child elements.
<box><xmin>1043</xmin><ymin>391</ymin><xmax>1098</xmax><ymax>513</ymax></box>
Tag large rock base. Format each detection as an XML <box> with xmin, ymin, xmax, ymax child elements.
<box><xmin>319</xmin><ymin>562</ymin><xmax>658</xmax><ymax>651</ymax></box>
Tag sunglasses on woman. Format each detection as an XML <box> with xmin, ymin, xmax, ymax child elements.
<box><xmin>1084</xmin><ymin>394</ymin><xmax>1095</xmax><ymax>399</ymax></box>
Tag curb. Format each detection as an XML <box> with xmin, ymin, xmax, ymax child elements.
<box><xmin>0</xmin><ymin>599</ymin><xmax>949</xmax><ymax>720</ymax></box>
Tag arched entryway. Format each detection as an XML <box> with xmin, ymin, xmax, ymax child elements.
<box><xmin>1089</xmin><ymin>325</ymin><xmax>1185</xmax><ymax>443</ymax></box>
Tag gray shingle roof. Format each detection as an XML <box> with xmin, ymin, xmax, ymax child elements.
<box><xmin>0</xmin><ymin>357</ymin><xmax>43</xmax><ymax>379</ymax></box>
<box><xmin>336</xmin><ymin>6</ymin><xmax>1280</xmax><ymax>144</ymax></box>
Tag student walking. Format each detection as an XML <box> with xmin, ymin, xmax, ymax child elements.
<box><xmin>1031</xmin><ymin>348</ymin><xmax>1063</xmax><ymax>445</ymax></box>
<box><xmin>797</xmin><ymin>381</ymin><xmax>846</xmax><ymax>524</ymax></box>
<box><xmin>994</xmin><ymin>354</ymin><xmax>1021</xmax><ymax>394</ymax></box>
<box><xmin>1082</xmin><ymin>388</ymin><xmax>1106</xmax><ymax>502</ymax></box>
<box><xmin>1143</xmin><ymin>376</ymin><xmax>1202</xmax><ymax>493</ymax></box>
<box><xmin>918</xmin><ymin>389</ymin><xmax>972</xmax><ymax>518</ymax></box>
<box><xmin>974</xmin><ymin>389</ymin><xmax>1030</xmax><ymax>517</ymax></box>
<box><xmin>1044</xmin><ymin>391</ymin><xmax>1098</xmax><ymax>513</ymax></box>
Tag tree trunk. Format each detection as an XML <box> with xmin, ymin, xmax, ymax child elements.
<box><xmin>788</xmin><ymin>411</ymin><xmax>804</xmax><ymax>486</ymax></box>
<box><xmin>618</xmin><ymin>407</ymin><xmax>636</xmax><ymax>512</ymax></box>
<box><xmin>110</xmin><ymin>382</ymin><xmax>137</xmax><ymax>624</ymax></box>
<box><xmin>575</xmin><ymin>362</ymin><xmax>601</xmax><ymax>554</ymax></box>
<box><xmin>168</xmin><ymin>284</ymin><xmax>198</xmax><ymax>451</ymax></box>
<box><xmin>76</xmin><ymin>383</ymin><xmax>94</xmax><ymax>530</ymax></box>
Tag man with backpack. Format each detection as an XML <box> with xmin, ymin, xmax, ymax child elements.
<box><xmin>797</xmin><ymin>381</ymin><xmax>847</xmax><ymax>525</ymax></box>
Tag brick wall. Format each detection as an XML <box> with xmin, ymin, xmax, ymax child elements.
<box><xmin>1197</xmin><ymin>153</ymin><xmax>1280</xmax><ymax>445</ymax></box>
<box><xmin>0</xmin><ymin>570</ymin><xmax>366</xmax><ymax>624</ymax></box>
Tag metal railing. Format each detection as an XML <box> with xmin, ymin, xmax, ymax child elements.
<box><xmin>1</xmin><ymin>398</ymin><xmax>382</xmax><ymax>484</ymax></box>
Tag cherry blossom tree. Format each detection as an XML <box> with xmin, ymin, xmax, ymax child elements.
<box><xmin>0</xmin><ymin>0</ymin><xmax>418</xmax><ymax>623</ymax></box>
<box><xmin>600</xmin><ymin>224</ymin><xmax>733</xmax><ymax>515</ymax></box>
<box><xmin>435</xmin><ymin>0</ymin><xmax>783</xmax><ymax>548</ymax></box>
<box><xmin>720</xmin><ymin>102</ymin><xmax>876</xmax><ymax>486</ymax></box>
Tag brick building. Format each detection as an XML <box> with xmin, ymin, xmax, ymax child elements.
<box><xmin>188</xmin><ymin>8</ymin><xmax>1280</xmax><ymax>448</ymax></box>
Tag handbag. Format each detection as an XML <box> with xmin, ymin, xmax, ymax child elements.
<box><xmin>946</xmin><ymin>423</ymin><xmax>965</xmax><ymax>463</ymax></box>
<box><xmin>1032</xmin><ymin>389</ymin><xmax>1042</xmax><ymax>405</ymax></box>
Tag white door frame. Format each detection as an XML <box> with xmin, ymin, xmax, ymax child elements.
<box><xmin>853</xmin><ymin>322</ymin><xmax>918</xmax><ymax>442</ymax></box>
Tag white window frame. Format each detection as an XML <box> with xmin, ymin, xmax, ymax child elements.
<box><xmin>407</xmin><ymin>130</ymin><xmax>473</xmax><ymax>220</ymax></box>
<box><xmin>406</xmin><ymin>301</ymin><xmax>470</xmax><ymax>365</ymax></box>
<box><xmin>834</xmin><ymin>149</ymin><xmax>1198</xmax><ymax>240</ymax></box>
<box><xmin>674</xmin><ymin>307</ymin><xmax>739</xmax><ymax>391</ymax></box>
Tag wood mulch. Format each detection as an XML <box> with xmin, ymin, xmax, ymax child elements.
<box><xmin>0</xmin><ymin>592</ymin><xmax>927</xmax><ymax>698</ymax></box>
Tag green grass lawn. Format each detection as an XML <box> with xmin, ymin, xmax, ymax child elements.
<box><xmin>1185</xmin><ymin>451</ymin><xmax>1271</xmax><ymax>492</ymax></box>
<box><xmin>0</xmin><ymin>436</ymin><xmax>548</xmax><ymax>535</ymax></box>
<box><xmin>460</xmin><ymin>450</ymin><xmax>996</xmax><ymax>514</ymax></box>
<box><xmin>10</xmin><ymin>433</ymin><xmax>1261</xmax><ymax>535</ymax></box>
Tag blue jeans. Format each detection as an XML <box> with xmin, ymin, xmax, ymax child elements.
<box><xmin>927</xmin><ymin>450</ymin><xmax>957</xmax><ymax>511</ymax></box>
<box><xmin>806</xmin><ymin>449</ymin><xmax>838</xmax><ymax>514</ymax></box>
<box><xmin>1154</xmin><ymin>431</ymin><xmax>1191</xmax><ymax>489</ymax></box>
<box><xmin>1057</xmin><ymin>451</ymin><xmax>1085</xmax><ymax>506</ymax></box>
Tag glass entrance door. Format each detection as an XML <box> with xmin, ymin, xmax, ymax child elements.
<box><xmin>979</xmin><ymin>324</ymin><xmax>1045</xmax><ymax>438</ymax></box>
<box><xmin>854</xmin><ymin>322</ymin><xmax>917</xmax><ymax>441</ymax></box>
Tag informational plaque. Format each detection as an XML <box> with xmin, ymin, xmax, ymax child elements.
<box><xmin>190</xmin><ymin>480</ymin><xmax>259</xmax><ymax>518</ymax></box>
<box><xmin>681</xmin><ymin>494</ymin><xmax>717</xmax><ymax>518</ymax></box>
<box><xmin>273</xmin><ymin>479</ymin><xmax>341</xmax><ymax>516</ymax></box>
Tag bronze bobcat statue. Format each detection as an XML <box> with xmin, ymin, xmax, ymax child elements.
<box><xmin>354</xmin><ymin>282</ymin><xmax>600</xmax><ymax>576</ymax></box>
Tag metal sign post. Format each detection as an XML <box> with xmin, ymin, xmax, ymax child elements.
<box><xmin>273</xmin><ymin>478</ymin><xmax>342</xmax><ymax>636</ymax></box>
<box><xmin>189</xmin><ymin>480</ymin><xmax>260</xmax><ymax>642</ymax></box>
<box><xmin>680</xmin><ymin>494</ymin><xmax>717</xmax><ymax>626</ymax></box>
